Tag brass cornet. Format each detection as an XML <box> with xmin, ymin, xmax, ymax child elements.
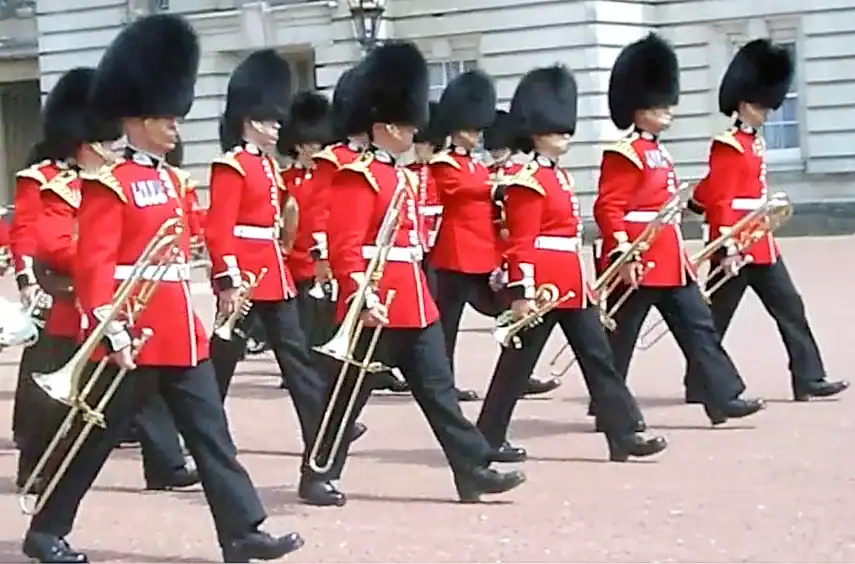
<box><xmin>635</xmin><ymin>192</ymin><xmax>791</xmax><ymax>351</ymax></box>
<box><xmin>492</xmin><ymin>284</ymin><xmax>576</xmax><ymax>348</ymax></box>
<box><xmin>213</xmin><ymin>267</ymin><xmax>268</xmax><ymax>341</ymax></box>
<box><xmin>18</xmin><ymin>217</ymin><xmax>184</xmax><ymax>516</ymax></box>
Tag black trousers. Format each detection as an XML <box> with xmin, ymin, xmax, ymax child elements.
<box><xmin>477</xmin><ymin>307</ymin><xmax>642</xmax><ymax>446</ymax></box>
<box><xmin>28</xmin><ymin>360</ymin><xmax>267</xmax><ymax>544</ymax></box>
<box><xmin>303</xmin><ymin>322</ymin><xmax>492</xmax><ymax>482</ymax></box>
<box><xmin>14</xmin><ymin>336</ymin><xmax>185</xmax><ymax>484</ymax></box>
<box><xmin>685</xmin><ymin>259</ymin><xmax>826</xmax><ymax>392</ymax></box>
<box><xmin>210</xmin><ymin>298</ymin><xmax>326</xmax><ymax>447</ymax></box>
<box><xmin>434</xmin><ymin>269</ymin><xmax>504</xmax><ymax>374</ymax></box>
<box><xmin>608</xmin><ymin>282</ymin><xmax>746</xmax><ymax>408</ymax></box>
<box><xmin>294</xmin><ymin>279</ymin><xmax>337</xmax><ymax>350</ymax></box>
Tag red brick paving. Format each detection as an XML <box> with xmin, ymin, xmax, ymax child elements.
<box><xmin>0</xmin><ymin>236</ymin><xmax>853</xmax><ymax>562</ymax></box>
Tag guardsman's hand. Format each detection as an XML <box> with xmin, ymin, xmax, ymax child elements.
<box><xmin>510</xmin><ymin>298</ymin><xmax>538</xmax><ymax>320</ymax></box>
<box><xmin>19</xmin><ymin>284</ymin><xmax>41</xmax><ymax>310</ymax></box>
<box><xmin>217</xmin><ymin>287</ymin><xmax>239</xmax><ymax>318</ymax></box>
<box><xmin>313</xmin><ymin>259</ymin><xmax>331</xmax><ymax>282</ymax></box>
<box><xmin>360</xmin><ymin>303</ymin><xmax>389</xmax><ymax>327</ymax></box>
<box><xmin>618</xmin><ymin>261</ymin><xmax>644</xmax><ymax>288</ymax></box>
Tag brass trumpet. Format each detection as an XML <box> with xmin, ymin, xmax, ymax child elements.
<box><xmin>493</xmin><ymin>284</ymin><xmax>575</xmax><ymax>348</ymax></box>
<box><xmin>213</xmin><ymin>267</ymin><xmax>268</xmax><ymax>341</ymax></box>
<box><xmin>635</xmin><ymin>192</ymin><xmax>792</xmax><ymax>351</ymax></box>
<box><xmin>18</xmin><ymin>217</ymin><xmax>184</xmax><ymax>515</ymax></box>
<box><xmin>307</xmin><ymin>181</ymin><xmax>409</xmax><ymax>475</ymax></box>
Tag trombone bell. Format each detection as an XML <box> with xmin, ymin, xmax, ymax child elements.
<box><xmin>32</xmin><ymin>367</ymin><xmax>75</xmax><ymax>404</ymax></box>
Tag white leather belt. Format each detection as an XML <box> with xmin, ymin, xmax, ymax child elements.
<box><xmin>624</xmin><ymin>210</ymin><xmax>681</xmax><ymax>224</ymax></box>
<box><xmin>362</xmin><ymin>245</ymin><xmax>424</xmax><ymax>263</ymax></box>
<box><xmin>732</xmin><ymin>197</ymin><xmax>764</xmax><ymax>211</ymax></box>
<box><xmin>114</xmin><ymin>264</ymin><xmax>190</xmax><ymax>282</ymax></box>
<box><xmin>234</xmin><ymin>225</ymin><xmax>276</xmax><ymax>240</ymax></box>
<box><xmin>421</xmin><ymin>205</ymin><xmax>443</xmax><ymax>217</ymax></box>
<box><xmin>534</xmin><ymin>235</ymin><xmax>580</xmax><ymax>252</ymax></box>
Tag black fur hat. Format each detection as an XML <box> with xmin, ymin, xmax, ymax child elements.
<box><xmin>37</xmin><ymin>67</ymin><xmax>121</xmax><ymax>162</ymax></box>
<box><xmin>718</xmin><ymin>39</ymin><xmax>794</xmax><ymax>116</ymax></box>
<box><xmin>608</xmin><ymin>33</ymin><xmax>680</xmax><ymax>130</ymax></box>
<box><xmin>283</xmin><ymin>91</ymin><xmax>332</xmax><ymax>147</ymax></box>
<box><xmin>89</xmin><ymin>14</ymin><xmax>199</xmax><ymax>121</ymax></box>
<box><xmin>510</xmin><ymin>65</ymin><xmax>578</xmax><ymax>137</ymax></box>
<box><xmin>332</xmin><ymin>64</ymin><xmax>365</xmax><ymax>139</ymax></box>
<box><xmin>220</xmin><ymin>49</ymin><xmax>292</xmax><ymax>151</ymax></box>
<box><xmin>356</xmin><ymin>41</ymin><xmax>429</xmax><ymax>128</ymax></box>
<box><xmin>165</xmin><ymin>134</ymin><xmax>184</xmax><ymax>167</ymax></box>
<box><xmin>413</xmin><ymin>101</ymin><xmax>445</xmax><ymax>148</ymax></box>
<box><xmin>436</xmin><ymin>70</ymin><xmax>496</xmax><ymax>135</ymax></box>
<box><xmin>483</xmin><ymin>109</ymin><xmax>514</xmax><ymax>151</ymax></box>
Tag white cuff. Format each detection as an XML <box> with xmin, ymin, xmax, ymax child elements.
<box><xmin>93</xmin><ymin>304</ymin><xmax>132</xmax><ymax>352</ymax></box>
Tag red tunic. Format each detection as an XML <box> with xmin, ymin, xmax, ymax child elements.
<box><xmin>327</xmin><ymin>152</ymin><xmax>439</xmax><ymax>328</ymax></box>
<box><xmin>36</xmin><ymin>171</ymin><xmax>83</xmax><ymax>339</ymax></box>
<box><xmin>310</xmin><ymin>142</ymin><xmax>365</xmax><ymax>260</ymax></box>
<box><xmin>11</xmin><ymin>161</ymin><xmax>63</xmax><ymax>287</ymax></box>
<box><xmin>490</xmin><ymin>160</ymin><xmax>522</xmax><ymax>259</ymax></box>
<box><xmin>170</xmin><ymin>166</ymin><xmax>205</xmax><ymax>240</ymax></box>
<box><xmin>505</xmin><ymin>156</ymin><xmax>589</xmax><ymax>309</ymax></box>
<box><xmin>593</xmin><ymin>131</ymin><xmax>691</xmax><ymax>287</ymax></box>
<box><xmin>406</xmin><ymin>162</ymin><xmax>440</xmax><ymax>250</ymax></box>
<box><xmin>76</xmin><ymin>152</ymin><xmax>208</xmax><ymax>367</ymax></box>
<box><xmin>429</xmin><ymin>148</ymin><xmax>502</xmax><ymax>273</ymax></box>
<box><xmin>282</xmin><ymin>164</ymin><xmax>320</xmax><ymax>283</ymax></box>
<box><xmin>205</xmin><ymin>143</ymin><xmax>296</xmax><ymax>301</ymax></box>
<box><xmin>696</xmin><ymin>128</ymin><xmax>778</xmax><ymax>265</ymax></box>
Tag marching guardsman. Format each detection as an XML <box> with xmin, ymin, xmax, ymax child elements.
<box><xmin>476</xmin><ymin>65</ymin><xmax>667</xmax><ymax>463</ymax></box>
<box><xmin>298</xmin><ymin>41</ymin><xmax>525</xmax><ymax>507</ymax></box>
<box><xmin>484</xmin><ymin>109</ymin><xmax>563</xmax><ymax>399</ymax></box>
<box><xmin>205</xmin><ymin>49</ymin><xmax>328</xmax><ymax>451</ymax></box>
<box><xmin>683</xmin><ymin>39</ymin><xmax>848</xmax><ymax>403</ymax></box>
<box><xmin>22</xmin><ymin>14</ymin><xmax>303</xmax><ymax>562</ymax></box>
<box><xmin>429</xmin><ymin>70</ymin><xmax>503</xmax><ymax>402</ymax></box>
<box><xmin>592</xmin><ymin>33</ymin><xmax>765</xmax><ymax>427</ymax></box>
<box><xmin>278</xmin><ymin>91</ymin><xmax>337</xmax><ymax>347</ymax></box>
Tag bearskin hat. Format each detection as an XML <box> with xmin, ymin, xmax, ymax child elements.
<box><xmin>718</xmin><ymin>39</ymin><xmax>794</xmax><ymax>116</ymax></box>
<box><xmin>284</xmin><ymin>91</ymin><xmax>332</xmax><ymax>147</ymax></box>
<box><xmin>608</xmin><ymin>33</ymin><xmax>680</xmax><ymax>130</ymax></box>
<box><xmin>89</xmin><ymin>14</ymin><xmax>199</xmax><ymax>121</ymax></box>
<box><xmin>220</xmin><ymin>49</ymin><xmax>292</xmax><ymax>151</ymax></box>
<box><xmin>435</xmin><ymin>69</ymin><xmax>496</xmax><ymax>136</ymax></box>
<box><xmin>510</xmin><ymin>65</ymin><xmax>578</xmax><ymax>138</ymax></box>
<box><xmin>36</xmin><ymin>67</ymin><xmax>121</xmax><ymax>163</ymax></box>
<box><xmin>413</xmin><ymin>101</ymin><xmax>445</xmax><ymax>149</ymax></box>
<box><xmin>165</xmin><ymin>134</ymin><xmax>184</xmax><ymax>167</ymax></box>
<box><xmin>355</xmin><ymin>41</ymin><xmax>429</xmax><ymax>129</ymax></box>
<box><xmin>331</xmin><ymin>64</ymin><xmax>366</xmax><ymax>140</ymax></box>
<box><xmin>482</xmin><ymin>109</ymin><xmax>514</xmax><ymax>151</ymax></box>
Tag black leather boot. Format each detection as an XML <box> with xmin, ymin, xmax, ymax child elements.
<box><xmin>455</xmin><ymin>467</ymin><xmax>526</xmax><ymax>503</ymax></box>
<box><xmin>221</xmin><ymin>530</ymin><xmax>304</xmax><ymax>562</ymax></box>
<box><xmin>23</xmin><ymin>531</ymin><xmax>88</xmax><ymax>563</ymax></box>
<box><xmin>607</xmin><ymin>434</ymin><xmax>667</xmax><ymax>462</ymax></box>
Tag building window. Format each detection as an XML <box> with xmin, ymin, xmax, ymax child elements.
<box><xmin>427</xmin><ymin>60</ymin><xmax>478</xmax><ymax>102</ymax></box>
<box><xmin>762</xmin><ymin>42</ymin><xmax>800</xmax><ymax>160</ymax></box>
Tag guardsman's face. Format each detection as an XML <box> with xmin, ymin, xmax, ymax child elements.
<box><xmin>296</xmin><ymin>142</ymin><xmax>321</xmax><ymax>165</ymax></box>
<box><xmin>456</xmin><ymin>130</ymin><xmax>480</xmax><ymax>150</ymax></box>
<box><xmin>537</xmin><ymin>133</ymin><xmax>571</xmax><ymax>156</ymax></box>
<box><xmin>740</xmin><ymin>102</ymin><xmax>771</xmax><ymax>128</ymax></box>
<box><xmin>385</xmin><ymin>123</ymin><xmax>417</xmax><ymax>153</ymax></box>
<box><xmin>637</xmin><ymin>106</ymin><xmax>674</xmax><ymax>133</ymax></box>
<box><xmin>143</xmin><ymin>116</ymin><xmax>179</xmax><ymax>153</ymax></box>
<box><xmin>490</xmin><ymin>148</ymin><xmax>511</xmax><ymax>165</ymax></box>
<box><xmin>248</xmin><ymin>119</ymin><xmax>281</xmax><ymax>153</ymax></box>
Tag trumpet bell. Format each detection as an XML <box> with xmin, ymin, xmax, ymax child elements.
<box><xmin>313</xmin><ymin>326</ymin><xmax>389</xmax><ymax>373</ymax></box>
<box><xmin>213</xmin><ymin>323</ymin><xmax>233</xmax><ymax>341</ymax></box>
<box><xmin>0</xmin><ymin>296</ymin><xmax>39</xmax><ymax>348</ymax></box>
<box><xmin>32</xmin><ymin>368</ymin><xmax>74</xmax><ymax>404</ymax></box>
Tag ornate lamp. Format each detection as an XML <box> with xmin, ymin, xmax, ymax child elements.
<box><xmin>347</xmin><ymin>0</ymin><xmax>386</xmax><ymax>51</ymax></box>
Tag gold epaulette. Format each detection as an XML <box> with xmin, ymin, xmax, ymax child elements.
<box><xmin>602</xmin><ymin>137</ymin><xmax>643</xmax><ymax>170</ymax></box>
<box><xmin>428</xmin><ymin>150</ymin><xmax>461</xmax><ymax>170</ymax></box>
<box><xmin>79</xmin><ymin>161</ymin><xmax>127</xmax><ymax>203</ymax></box>
<box><xmin>41</xmin><ymin>170</ymin><xmax>81</xmax><ymax>209</ymax></box>
<box><xmin>339</xmin><ymin>154</ymin><xmax>380</xmax><ymax>192</ymax></box>
<box><xmin>313</xmin><ymin>145</ymin><xmax>340</xmax><ymax>169</ymax></box>
<box><xmin>210</xmin><ymin>150</ymin><xmax>245</xmax><ymax>176</ymax></box>
<box><xmin>270</xmin><ymin>159</ymin><xmax>287</xmax><ymax>192</ymax></box>
<box><xmin>712</xmin><ymin>129</ymin><xmax>744</xmax><ymax>153</ymax></box>
<box><xmin>505</xmin><ymin>161</ymin><xmax>545</xmax><ymax>195</ymax></box>
<box><xmin>15</xmin><ymin>161</ymin><xmax>50</xmax><ymax>185</ymax></box>
<box><xmin>401</xmin><ymin>167</ymin><xmax>419</xmax><ymax>190</ymax></box>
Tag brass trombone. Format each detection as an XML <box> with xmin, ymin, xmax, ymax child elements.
<box><xmin>307</xmin><ymin>182</ymin><xmax>409</xmax><ymax>474</ymax></box>
<box><xmin>635</xmin><ymin>191</ymin><xmax>792</xmax><ymax>351</ymax></box>
<box><xmin>213</xmin><ymin>267</ymin><xmax>268</xmax><ymax>341</ymax></box>
<box><xmin>547</xmin><ymin>184</ymin><xmax>692</xmax><ymax>376</ymax></box>
<box><xmin>18</xmin><ymin>217</ymin><xmax>184</xmax><ymax>515</ymax></box>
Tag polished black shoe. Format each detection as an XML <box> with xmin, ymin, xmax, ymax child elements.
<box><xmin>350</xmin><ymin>422</ymin><xmax>368</xmax><ymax>443</ymax></box>
<box><xmin>298</xmin><ymin>478</ymin><xmax>346</xmax><ymax>507</ymax></box>
<box><xmin>594</xmin><ymin>419</ymin><xmax>646</xmax><ymax>433</ymax></box>
<box><xmin>705</xmin><ymin>398</ymin><xmax>766</xmax><ymax>426</ymax></box>
<box><xmin>488</xmin><ymin>442</ymin><xmax>527</xmax><ymax>463</ymax></box>
<box><xmin>793</xmin><ymin>379</ymin><xmax>850</xmax><ymax>402</ymax></box>
<box><xmin>522</xmin><ymin>377</ymin><xmax>561</xmax><ymax>397</ymax></box>
<box><xmin>145</xmin><ymin>468</ymin><xmax>200</xmax><ymax>491</ymax></box>
<box><xmin>455</xmin><ymin>467</ymin><xmax>526</xmax><ymax>503</ymax></box>
<box><xmin>222</xmin><ymin>530</ymin><xmax>305</xmax><ymax>562</ymax></box>
<box><xmin>456</xmin><ymin>387</ymin><xmax>480</xmax><ymax>402</ymax></box>
<box><xmin>23</xmin><ymin>531</ymin><xmax>88</xmax><ymax>563</ymax></box>
<box><xmin>607</xmin><ymin>434</ymin><xmax>667</xmax><ymax>462</ymax></box>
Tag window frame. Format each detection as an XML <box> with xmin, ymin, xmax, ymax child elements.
<box><xmin>762</xmin><ymin>27</ymin><xmax>803</xmax><ymax>168</ymax></box>
<box><xmin>427</xmin><ymin>59</ymin><xmax>478</xmax><ymax>102</ymax></box>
